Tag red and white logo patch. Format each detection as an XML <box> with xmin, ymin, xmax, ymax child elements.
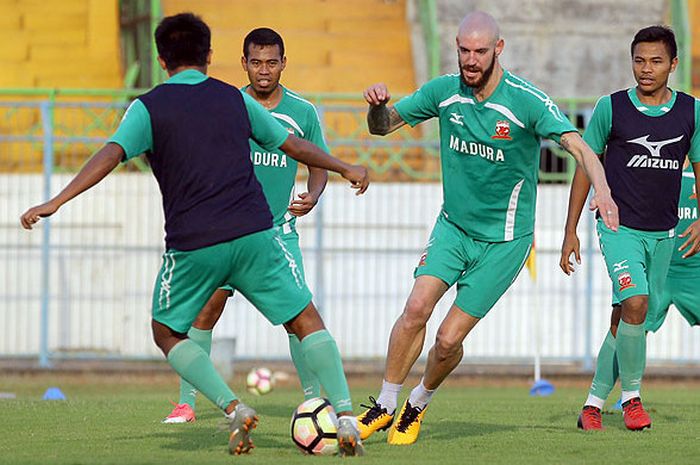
<box><xmin>617</xmin><ymin>272</ymin><xmax>636</xmax><ymax>291</ymax></box>
<box><xmin>418</xmin><ymin>251</ymin><xmax>428</xmax><ymax>267</ymax></box>
<box><xmin>491</xmin><ymin>120</ymin><xmax>512</xmax><ymax>140</ymax></box>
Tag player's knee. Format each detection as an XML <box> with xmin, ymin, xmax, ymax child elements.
<box><xmin>402</xmin><ymin>297</ymin><xmax>433</xmax><ymax>328</ymax></box>
<box><xmin>621</xmin><ymin>295</ymin><xmax>648</xmax><ymax>324</ymax></box>
<box><xmin>434</xmin><ymin>332</ymin><xmax>462</xmax><ymax>361</ymax></box>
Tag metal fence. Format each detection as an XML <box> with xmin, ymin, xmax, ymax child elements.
<box><xmin>2</xmin><ymin>95</ymin><xmax>700</xmax><ymax>371</ymax></box>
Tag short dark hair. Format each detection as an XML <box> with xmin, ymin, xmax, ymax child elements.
<box><xmin>243</xmin><ymin>27</ymin><xmax>284</xmax><ymax>59</ymax></box>
<box><xmin>155</xmin><ymin>13</ymin><xmax>211</xmax><ymax>70</ymax></box>
<box><xmin>631</xmin><ymin>25</ymin><xmax>677</xmax><ymax>59</ymax></box>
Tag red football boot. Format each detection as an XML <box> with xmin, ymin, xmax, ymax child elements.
<box><xmin>622</xmin><ymin>397</ymin><xmax>652</xmax><ymax>431</ymax></box>
<box><xmin>577</xmin><ymin>405</ymin><xmax>604</xmax><ymax>430</ymax></box>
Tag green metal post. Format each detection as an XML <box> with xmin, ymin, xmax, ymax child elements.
<box><xmin>150</xmin><ymin>0</ymin><xmax>162</xmax><ymax>86</ymax></box>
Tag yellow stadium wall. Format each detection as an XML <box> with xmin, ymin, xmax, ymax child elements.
<box><xmin>0</xmin><ymin>0</ymin><xmax>123</xmax><ymax>88</ymax></box>
<box><xmin>162</xmin><ymin>0</ymin><xmax>416</xmax><ymax>94</ymax></box>
<box><xmin>691</xmin><ymin>0</ymin><xmax>700</xmax><ymax>96</ymax></box>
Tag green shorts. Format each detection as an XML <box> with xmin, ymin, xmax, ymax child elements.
<box><xmin>414</xmin><ymin>213</ymin><xmax>532</xmax><ymax>319</ymax></box>
<box><xmin>220</xmin><ymin>226</ymin><xmax>306</xmax><ymax>293</ymax></box>
<box><xmin>597</xmin><ymin>220</ymin><xmax>675</xmax><ymax>306</ymax></box>
<box><xmin>151</xmin><ymin>227</ymin><xmax>312</xmax><ymax>333</ymax></box>
<box><xmin>645</xmin><ymin>270</ymin><xmax>700</xmax><ymax>332</ymax></box>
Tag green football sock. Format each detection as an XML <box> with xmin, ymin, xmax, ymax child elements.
<box><xmin>178</xmin><ymin>327</ymin><xmax>213</xmax><ymax>409</ymax></box>
<box><xmin>300</xmin><ymin>330</ymin><xmax>352</xmax><ymax>413</ymax></box>
<box><xmin>288</xmin><ymin>333</ymin><xmax>321</xmax><ymax>399</ymax></box>
<box><xmin>589</xmin><ymin>330</ymin><xmax>619</xmax><ymax>400</ymax></box>
<box><xmin>167</xmin><ymin>339</ymin><xmax>236</xmax><ymax>411</ymax></box>
<box><xmin>616</xmin><ymin>320</ymin><xmax>646</xmax><ymax>392</ymax></box>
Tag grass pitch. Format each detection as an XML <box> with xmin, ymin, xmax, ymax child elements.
<box><xmin>1</xmin><ymin>373</ymin><xmax>700</xmax><ymax>464</ymax></box>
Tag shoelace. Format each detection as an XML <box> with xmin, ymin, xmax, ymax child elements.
<box><xmin>624</xmin><ymin>399</ymin><xmax>646</xmax><ymax>419</ymax></box>
<box><xmin>395</xmin><ymin>402</ymin><xmax>422</xmax><ymax>432</ymax></box>
<box><xmin>582</xmin><ymin>407</ymin><xmax>602</xmax><ymax>428</ymax></box>
<box><xmin>166</xmin><ymin>401</ymin><xmax>190</xmax><ymax>417</ymax></box>
<box><xmin>359</xmin><ymin>396</ymin><xmax>388</xmax><ymax>425</ymax></box>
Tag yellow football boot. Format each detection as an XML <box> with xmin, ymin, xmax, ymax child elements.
<box><xmin>387</xmin><ymin>400</ymin><xmax>427</xmax><ymax>445</ymax></box>
<box><xmin>357</xmin><ymin>396</ymin><xmax>394</xmax><ymax>440</ymax></box>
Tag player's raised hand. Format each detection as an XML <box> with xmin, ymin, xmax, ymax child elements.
<box><xmin>288</xmin><ymin>192</ymin><xmax>319</xmax><ymax>217</ymax></box>
<box><xmin>678</xmin><ymin>218</ymin><xmax>700</xmax><ymax>258</ymax></box>
<box><xmin>589</xmin><ymin>191</ymin><xmax>619</xmax><ymax>232</ymax></box>
<box><xmin>363</xmin><ymin>83</ymin><xmax>391</xmax><ymax>106</ymax></box>
<box><xmin>20</xmin><ymin>201</ymin><xmax>59</xmax><ymax>230</ymax></box>
<box><xmin>559</xmin><ymin>231</ymin><xmax>581</xmax><ymax>275</ymax></box>
<box><xmin>341</xmin><ymin>165</ymin><xmax>369</xmax><ymax>195</ymax></box>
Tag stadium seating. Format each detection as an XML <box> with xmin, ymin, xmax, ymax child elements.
<box><xmin>162</xmin><ymin>0</ymin><xmax>416</xmax><ymax>94</ymax></box>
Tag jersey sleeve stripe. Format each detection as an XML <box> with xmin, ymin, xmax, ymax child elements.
<box><xmin>484</xmin><ymin>102</ymin><xmax>525</xmax><ymax>128</ymax></box>
<box><xmin>504</xmin><ymin>77</ymin><xmax>565</xmax><ymax>122</ymax></box>
<box><xmin>271</xmin><ymin>112</ymin><xmax>305</xmax><ymax>137</ymax></box>
<box><xmin>438</xmin><ymin>94</ymin><xmax>475</xmax><ymax>108</ymax></box>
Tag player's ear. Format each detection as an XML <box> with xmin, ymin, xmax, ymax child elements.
<box><xmin>495</xmin><ymin>38</ymin><xmax>505</xmax><ymax>57</ymax></box>
<box><xmin>206</xmin><ymin>49</ymin><xmax>213</xmax><ymax>65</ymax></box>
<box><xmin>241</xmin><ymin>55</ymin><xmax>248</xmax><ymax>71</ymax></box>
<box><xmin>281</xmin><ymin>56</ymin><xmax>287</xmax><ymax>71</ymax></box>
<box><xmin>157</xmin><ymin>56</ymin><xmax>168</xmax><ymax>71</ymax></box>
<box><xmin>670</xmin><ymin>56</ymin><xmax>678</xmax><ymax>73</ymax></box>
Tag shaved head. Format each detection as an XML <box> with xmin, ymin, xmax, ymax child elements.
<box><xmin>457</xmin><ymin>11</ymin><xmax>500</xmax><ymax>45</ymax></box>
<box><xmin>455</xmin><ymin>11</ymin><xmax>504</xmax><ymax>91</ymax></box>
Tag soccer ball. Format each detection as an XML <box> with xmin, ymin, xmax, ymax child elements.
<box><xmin>290</xmin><ymin>397</ymin><xmax>338</xmax><ymax>455</ymax></box>
<box><xmin>245</xmin><ymin>367</ymin><xmax>273</xmax><ymax>396</ymax></box>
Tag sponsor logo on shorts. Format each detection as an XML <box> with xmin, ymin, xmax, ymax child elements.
<box><xmin>158</xmin><ymin>252</ymin><xmax>176</xmax><ymax>311</ymax></box>
<box><xmin>617</xmin><ymin>271</ymin><xmax>636</xmax><ymax>291</ymax></box>
<box><xmin>491</xmin><ymin>120</ymin><xmax>512</xmax><ymax>140</ymax></box>
<box><xmin>612</xmin><ymin>259</ymin><xmax>629</xmax><ymax>273</ymax></box>
<box><xmin>418</xmin><ymin>237</ymin><xmax>434</xmax><ymax>267</ymax></box>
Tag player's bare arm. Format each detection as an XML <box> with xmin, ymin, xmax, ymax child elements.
<box><xmin>559</xmin><ymin>131</ymin><xmax>619</xmax><ymax>231</ymax></box>
<box><xmin>559</xmin><ymin>165</ymin><xmax>594</xmax><ymax>275</ymax></box>
<box><xmin>364</xmin><ymin>83</ymin><xmax>407</xmax><ymax>135</ymax></box>
<box><xmin>678</xmin><ymin>161</ymin><xmax>700</xmax><ymax>258</ymax></box>
<box><xmin>20</xmin><ymin>143</ymin><xmax>124</xmax><ymax>230</ymax></box>
<box><xmin>280</xmin><ymin>135</ymin><xmax>369</xmax><ymax>194</ymax></box>
<box><xmin>288</xmin><ymin>166</ymin><xmax>328</xmax><ymax>217</ymax></box>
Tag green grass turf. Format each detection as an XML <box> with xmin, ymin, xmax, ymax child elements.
<box><xmin>1</xmin><ymin>374</ymin><xmax>700</xmax><ymax>464</ymax></box>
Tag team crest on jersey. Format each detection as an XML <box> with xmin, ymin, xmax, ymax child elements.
<box><xmin>617</xmin><ymin>272</ymin><xmax>636</xmax><ymax>291</ymax></box>
<box><xmin>418</xmin><ymin>251</ymin><xmax>428</xmax><ymax>267</ymax></box>
<box><xmin>491</xmin><ymin>120</ymin><xmax>512</xmax><ymax>140</ymax></box>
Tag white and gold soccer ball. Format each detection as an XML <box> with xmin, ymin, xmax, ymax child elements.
<box><xmin>291</xmin><ymin>397</ymin><xmax>338</xmax><ymax>456</ymax></box>
<box><xmin>245</xmin><ymin>367</ymin><xmax>273</xmax><ymax>396</ymax></box>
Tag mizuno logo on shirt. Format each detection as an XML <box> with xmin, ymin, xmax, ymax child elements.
<box><xmin>449</xmin><ymin>112</ymin><xmax>464</xmax><ymax>126</ymax></box>
<box><xmin>625</xmin><ymin>134</ymin><xmax>683</xmax><ymax>170</ymax></box>
<box><xmin>626</xmin><ymin>155</ymin><xmax>679</xmax><ymax>169</ymax></box>
<box><xmin>627</xmin><ymin>135</ymin><xmax>684</xmax><ymax>158</ymax></box>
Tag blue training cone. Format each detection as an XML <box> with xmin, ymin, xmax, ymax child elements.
<box><xmin>612</xmin><ymin>398</ymin><xmax>622</xmax><ymax>411</ymax></box>
<box><xmin>529</xmin><ymin>379</ymin><xmax>555</xmax><ymax>397</ymax></box>
<box><xmin>42</xmin><ymin>387</ymin><xmax>66</xmax><ymax>400</ymax></box>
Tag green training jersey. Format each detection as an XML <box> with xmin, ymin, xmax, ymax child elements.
<box><xmin>670</xmin><ymin>164</ymin><xmax>700</xmax><ymax>274</ymax></box>
<box><xmin>583</xmin><ymin>88</ymin><xmax>700</xmax><ymax>162</ymax></box>
<box><xmin>243</xmin><ymin>84</ymin><xmax>329</xmax><ymax>233</ymax></box>
<box><xmin>395</xmin><ymin>71</ymin><xmax>576</xmax><ymax>242</ymax></box>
